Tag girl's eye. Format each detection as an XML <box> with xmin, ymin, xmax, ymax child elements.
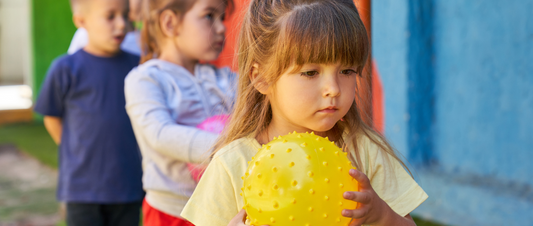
<box><xmin>206</xmin><ymin>13</ymin><xmax>214</xmax><ymax>20</ymax></box>
<box><xmin>221</xmin><ymin>13</ymin><xmax>226</xmax><ymax>21</ymax></box>
<box><xmin>301</xmin><ymin>71</ymin><xmax>319</xmax><ymax>77</ymax></box>
<box><xmin>340</xmin><ymin>69</ymin><xmax>357</xmax><ymax>76</ymax></box>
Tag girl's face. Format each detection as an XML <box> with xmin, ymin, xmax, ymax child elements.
<box><xmin>266</xmin><ymin>63</ymin><xmax>358</xmax><ymax>135</ymax></box>
<box><xmin>176</xmin><ymin>0</ymin><xmax>226</xmax><ymax>62</ymax></box>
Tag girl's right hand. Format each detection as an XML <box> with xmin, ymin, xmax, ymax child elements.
<box><xmin>228</xmin><ymin>209</ymin><xmax>269</xmax><ymax>226</ymax></box>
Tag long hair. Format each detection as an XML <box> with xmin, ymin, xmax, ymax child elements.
<box><xmin>139</xmin><ymin>0</ymin><xmax>234</xmax><ymax>63</ymax></box>
<box><xmin>213</xmin><ymin>0</ymin><xmax>409</xmax><ymax>175</ymax></box>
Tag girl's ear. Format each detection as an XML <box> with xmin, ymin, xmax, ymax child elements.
<box><xmin>159</xmin><ymin>9</ymin><xmax>180</xmax><ymax>37</ymax></box>
<box><xmin>250</xmin><ymin>63</ymin><xmax>269</xmax><ymax>94</ymax></box>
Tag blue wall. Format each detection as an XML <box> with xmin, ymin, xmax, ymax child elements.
<box><xmin>374</xmin><ymin>0</ymin><xmax>533</xmax><ymax>225</ymax></box>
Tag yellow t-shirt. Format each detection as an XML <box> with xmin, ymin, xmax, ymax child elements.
<box><xmin>181</xmin><ymin>136</ymin><xmax>428</xmax><ymax>226</ymax></box>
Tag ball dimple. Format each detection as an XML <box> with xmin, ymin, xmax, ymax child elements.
<box><xmin>289</xmin><ymin>162</ymin><xmax>295</xmax><ymax>167</ymax></box>
<box><xmin>286</xmin><ymin>148</ymin><xmax>292</xmax><ymax>153</ymax></box>
<box><xmin>289</xmin><ymin>216</ymin><xmax>295</xmax><ymax>221</ymax></box>
<box><xmin>308</xmin><ymin>207</ymin><xmax>314</xmax><ymax>212</ymax></box>
<box><xmin>257</xmin><ymin>173</ymin><xmax>262</xmax><ymax>178</ymax></box>
<box><xmin>309</xmin><ymin>189</ymin><xmax>315</xmax><ymax>195</ymax></box>
<box><xmin>301</xmin><ymin>142</ymin><xmax>307</xmax><ymax>147</ymax></box>
<box><xmin>323</xmin><ymin>213</ymin><xmax>328</xmax><ymax>218</ymax></box>
<box><xmin>339</xmin><ymin>183</ymin><xmax>344</xmax><ymax>188</ymax></box>
<box><xmin>291</xmin><ymin>198</ymin><xmax>297</xmax><ymax>204</ymax></box>
<box><xmin>273</xmin><ymin>184</ymin><xmax>279</xmax><ymax>190</ymax></box>
<box><xmin>292</xmin><ymin>180</ymin><xmax>298</xmax><ymax>186</ymax></box>
<box><xmin>270</xmin><ymin>154</ymin><xmax>275</xmax><ymax>158</ymax></box>
<box><xmin>319</xmin><ymin>147</ymin><xmax>324</xmax><ymax>152</ymax></box>
<box><xmin>306</xmin><ymin>155</ymin><xmax>311</xmax><ymax>160</ymax></box>
<box><xmin>324</xmin><ymin>178</ymin><xmax>330</xmax><ymax>183</ymax></box>
<box><xmin>324</xmin><ymin>195</ymin><xmax>329</xmax><ymax>201</ymax></box>
<box><xmin>258</xmin><ymin>190</ymin><xmax>263</xmax><ymax>196</ymax></box>
<box><xmin>323</xmin><ymin>161</ymin><xmax>328</xmax><ymax>166</ymax></box>
<box><xmin>308</xmin><ymin>171</ymin><xmax>314</xmax><ymax>177</ymax></box>
<box><xmin>255</xmin><ymin>161</ymin><xmax>260</xmax><ymax>166</ymax></box>
<box><xmin>273</xmin><ymin>201</ymin><xmax>279</xmax><ymax>208</ymax></box>
<box><xmin>272</xmin><ymin>167</ymin><xmax>278</xmax><ymax>172</ymax></box>
<box><xmin>270</xmin><ymin>217</ymin><xmax>276</xmax><ymax>223</ymax></box>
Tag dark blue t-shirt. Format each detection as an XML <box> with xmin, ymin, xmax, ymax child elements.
<box><xmin>35</xmin><ymin>50</ymin><xmax>144</xmax><ymax>203</ymax></box>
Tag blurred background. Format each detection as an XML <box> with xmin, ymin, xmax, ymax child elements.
<box><xmin>0</xmin><ymin>0</ymin><xmax>532</xmax><ymax>225</ymax></box>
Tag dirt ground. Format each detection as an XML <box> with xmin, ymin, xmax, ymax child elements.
<box><xmin>0</xmin><ymin>144</ymin><xmax>60</xmax><ymax>226</ymax></box>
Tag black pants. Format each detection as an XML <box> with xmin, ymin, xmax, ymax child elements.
<box><xmin>66</xmin><ymin>201</ymin><xmax>142</xmax><ymax>226</ymax></box>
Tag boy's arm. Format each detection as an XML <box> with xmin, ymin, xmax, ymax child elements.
<box><xmin>43</xmin><ymin>116</ymin><xmax>62</xmax><ymax>145</ymax></box>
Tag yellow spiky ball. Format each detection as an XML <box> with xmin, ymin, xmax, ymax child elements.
<box><xmin>242</xmin><ymin>132</ymin><xmax>358</xmax><ymax>226</ymax></box>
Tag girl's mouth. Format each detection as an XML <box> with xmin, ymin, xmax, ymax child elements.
<box><xmin>318</xmin><ymin>106</ymin><xmax>338</xmax><ymax>113</ymax></box>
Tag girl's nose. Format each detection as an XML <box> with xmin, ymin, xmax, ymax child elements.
<box><xmin>323</xmin><ymin>75</ymin><xmax>340</xmax><ymax>97</ymax></box>
<box><xmin>215</xmin><ymin>19</ymin><xmax>226</xmax><ymax>35</ymax></box>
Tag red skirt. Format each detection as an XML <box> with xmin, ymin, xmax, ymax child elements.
<box><xmin>142</xmin><ymin>199</ymin><xmax>195</xmax><ymax>226</ymax></box>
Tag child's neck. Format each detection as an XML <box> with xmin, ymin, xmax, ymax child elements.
<box><xmin>256</xmin><ymin>121</ymin><xmax>329</xmax><ymax>145</ymax></box>
<box><xmin>83</xmin><ymin>44</ymin><xmax>120</xmax><ymax>58</ymax></box>
<box><xmin>158</xmin><ymin>49</ymin><xmax>198</xmax><ymax>75</ymax></box>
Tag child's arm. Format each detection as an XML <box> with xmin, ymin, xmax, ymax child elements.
<box><xmin>124</xmin><ymin>72</ymin><xmax>218</xmax><ymax>164</ymax></box>
<box><xmin>342</xmin><ymin>169</ymin><xmax>417</xmax><ymax>226</ymax></box>
<box><xmin>43</xmin><ymin>116</ymin><xmax>62</xmax><ymax>145</ymax></box>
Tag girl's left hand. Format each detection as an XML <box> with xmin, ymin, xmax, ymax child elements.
<box><xmin>341</xmin><ymin>169</ymin><xmax>391</xmax><ymax>226</ymax></box>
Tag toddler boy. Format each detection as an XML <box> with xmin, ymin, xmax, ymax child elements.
<box><xmin>34</xmin><ymin>0</ymin><xmax>143</xmax><ymax>225</ymax></box>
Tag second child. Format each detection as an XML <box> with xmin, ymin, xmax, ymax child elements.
<box><xmin>124</xmin><ymin>0</ymin><xmax>235</xmax><ymax>225</ymax></box>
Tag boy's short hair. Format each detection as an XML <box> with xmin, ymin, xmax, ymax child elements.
<box><xmin>69</xmin><ymin>0</ymin><xmax>89</xmax><ymax>15</ymax></box>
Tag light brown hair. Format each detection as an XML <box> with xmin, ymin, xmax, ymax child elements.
<box><xmin>213</xmin><ymin>0</ymin><xmax>409</xmax><ymax>174</ymax></box>
<box><xmin>140</xmin><ymin>0</ymin><xmax>234</xmax><ymax>63</ymax></box>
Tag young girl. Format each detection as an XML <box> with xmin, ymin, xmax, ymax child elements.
<box><xmin>181</xmin><ymin>0</ymin><xmax>428</xmax><ymax>225</ymax></box>
<box><xmin>124</xmin><ymin>0</ymin><xmax>234</xmax><ymax>225</ymax></box>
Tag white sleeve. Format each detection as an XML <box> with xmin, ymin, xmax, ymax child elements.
<box><xmin>124</xmin><ymin>69</ymin><xmax>218</xmax><ymax>163</ymax></box>
<box><xmin>67</xmin><ymin>28</ymin><xmax>88</xmax><ymax>55</ymax></box>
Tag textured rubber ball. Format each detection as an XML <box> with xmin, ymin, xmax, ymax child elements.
<box><xmin>242</xmin><ymin>132</ymin><xmax>358</xmax><ymax>225</ymax></box>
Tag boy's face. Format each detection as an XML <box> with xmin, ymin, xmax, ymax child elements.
<box><xmin>74</xmin><ymin>0</ymin><xmax>128</xmax><ymax>56</ymax></box>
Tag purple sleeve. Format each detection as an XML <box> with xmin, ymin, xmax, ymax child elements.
<box><xmin>34</xmin><ymin>58</ymin><xmax>70</xmax><ymax>117</ymax></box>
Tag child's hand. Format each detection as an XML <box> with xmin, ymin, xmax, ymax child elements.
<box><xmin>228</xmin><ymin>209</ymin><xmax>269</xmax><ymax>226</ymax></box>
<box><xmin>341</xmin><ymin>169</ymin><xmax>393</xmax><ymax>226</ymax></box>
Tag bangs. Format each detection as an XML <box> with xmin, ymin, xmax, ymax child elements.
<box><xmin>274</xmin><ymin>2</ymin><xmax>369</xmax><ymax>72</ymax></box>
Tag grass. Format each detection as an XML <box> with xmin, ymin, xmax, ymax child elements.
<box><xmin>0</xmin><ymin>122</ymin><xmax>58</xmax><ymax>168</ymax></box>
<box><xmin>0</xmin><ymin>122</ymin><xmax>443</xmax><ymax>226</ymax></box>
